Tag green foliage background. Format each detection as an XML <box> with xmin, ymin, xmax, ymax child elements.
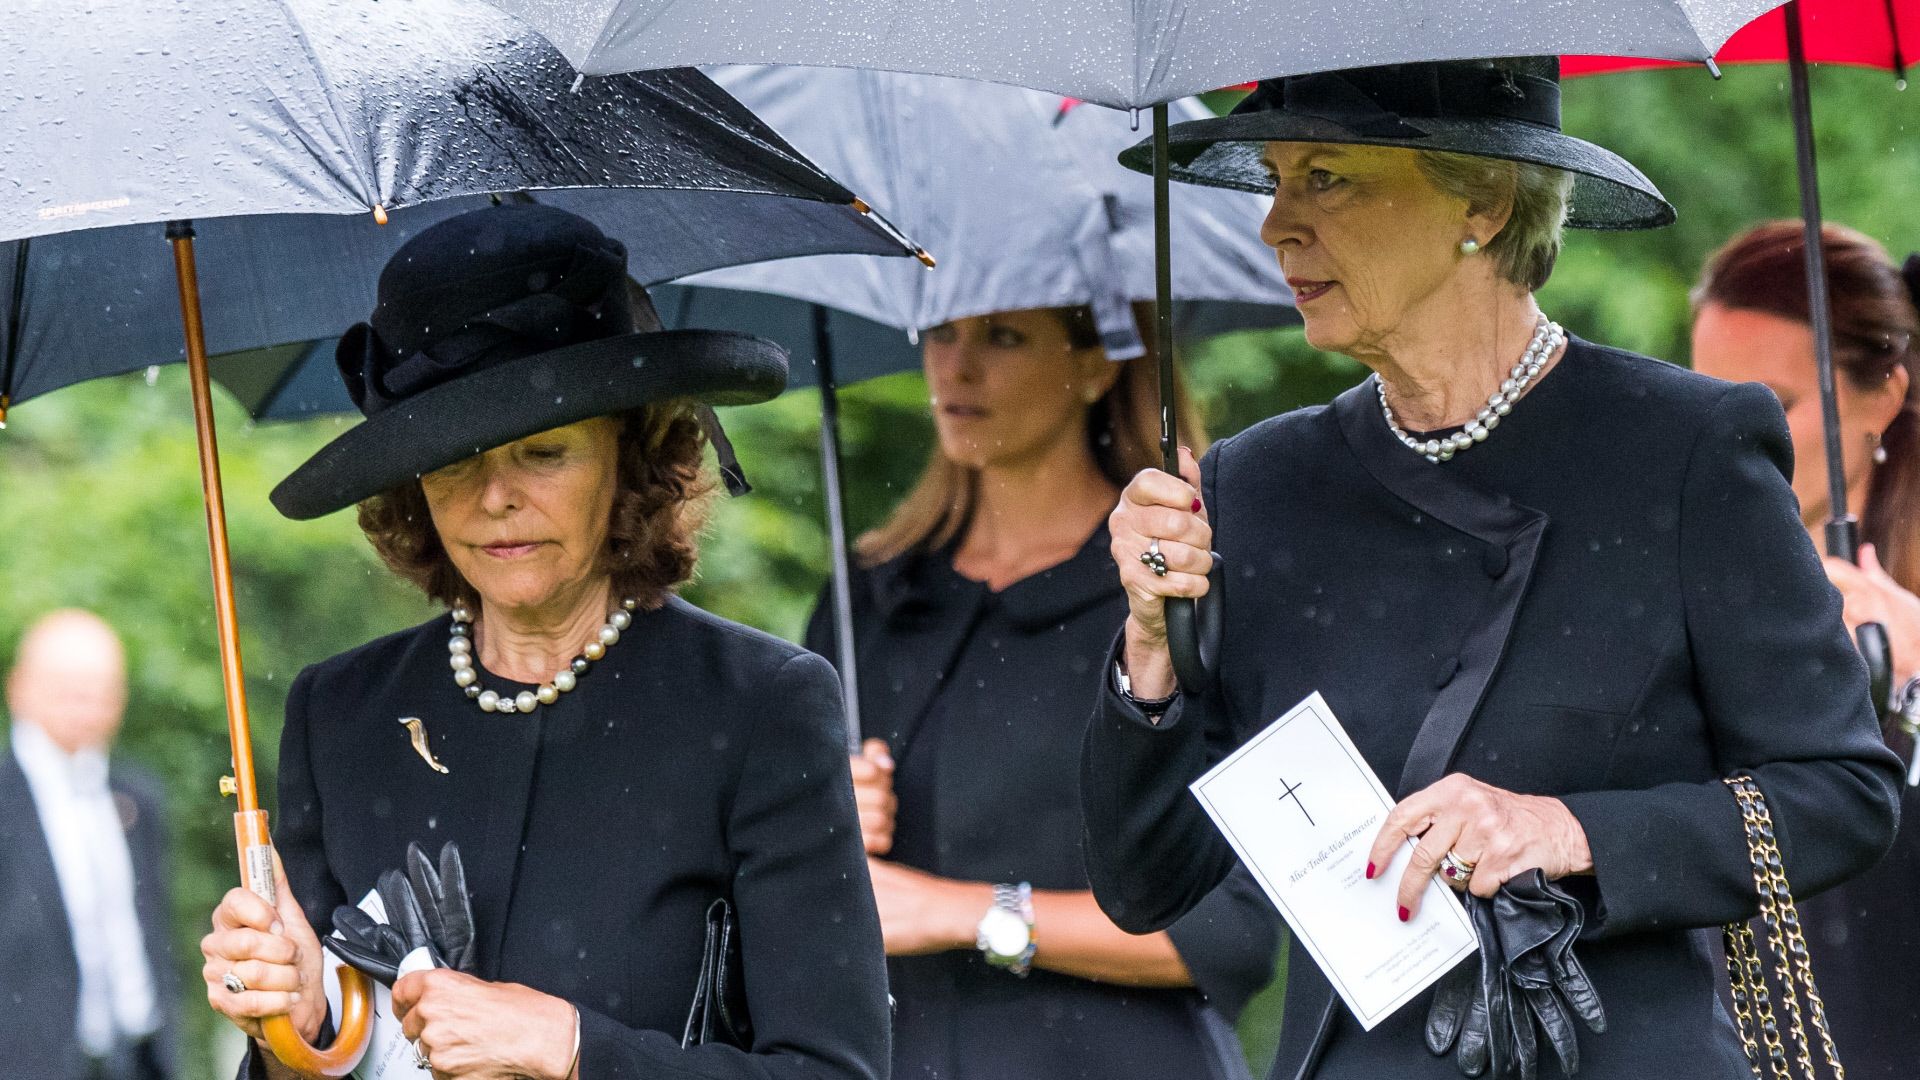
<box><xmin>0</xmin><ymin>63</ymin><xmax>1913</xmax><ymax>1076</ymax></box>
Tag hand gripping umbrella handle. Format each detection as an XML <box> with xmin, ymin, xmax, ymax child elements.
<box><xmin>1165</xmin><ymin>555</ymin><xmax>1224</xmax><ymax>696</ymax></box>
<box><xmin>235</xmin><ymin>811</ymin><xmax>373</xmax><ymax>1078</ymax></box>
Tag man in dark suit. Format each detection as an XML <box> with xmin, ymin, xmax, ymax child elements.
<box><xmin>1</xmin><ymin>610</ymin><xmax>177</xmax><ymax>1080</ymax></box>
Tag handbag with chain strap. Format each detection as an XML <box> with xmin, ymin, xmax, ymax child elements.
<box><xmin>1721</xmin><ymin>776</ymin><xmax>1847</xmax><ymax>1080</ymax></box>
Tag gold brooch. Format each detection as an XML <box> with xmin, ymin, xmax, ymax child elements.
<box><xmin>398</xmin><ymin>717</ymin><xmax>449</xmax><ymax>775</ymax></box>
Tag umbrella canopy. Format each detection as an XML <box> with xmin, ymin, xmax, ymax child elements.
<box><xmin>485</xmin><ymin>0</ymin><xmax>1785</xmax><ymax>108</ymax></box>
<box><xmin>682</xmin><ymin>67</ymin><xmax>1293</xmax><ymax>359</ymax></box>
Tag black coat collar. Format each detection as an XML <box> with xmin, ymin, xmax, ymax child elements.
<box><xmin>869</xmin><ymin>524</ymin><xmax>1117</xmax><ymax>633</ymax></box>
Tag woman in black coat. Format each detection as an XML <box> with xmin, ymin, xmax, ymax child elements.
<box><xmin>1692</xmin><ymin>219</ymin><xmax>1920</xmax><ymax>1079</ymax></box>
<box><xmin>1086</xmin><ymin>59</ymin><xmax>1904</xmax><ymax>1080</ymax></box>
<box><xmin>807</xmin><ymin>304</ymin><xmax>1278</xmax><ymax>1080</ymax></box>
<box><xmin>198</xmin><ymin>205</ymin><xmax>888</xmax><ymax>1080</ymax></box>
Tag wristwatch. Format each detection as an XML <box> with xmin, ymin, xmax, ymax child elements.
<box><xmin>976</xmin><ymin>882</ymin><xmax>1036</xmax><ymax>976</ymax></box>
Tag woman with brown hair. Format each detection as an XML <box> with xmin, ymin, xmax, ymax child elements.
<box><xmin>805</xmin><ymin>303</ymin><xmax>1278</xmax><ymax>1080</ymax></box>
<box><xmin>1691</xmin><ymin>219</ymin><xmax>1920</xmax><ymax>1079</ymax></box>
<box><xmin>198</xmin><ymin>204</ymin><xmax>889</xmax><ymax>1080</ymax></box>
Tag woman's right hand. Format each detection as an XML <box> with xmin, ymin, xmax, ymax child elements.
<box><xmin>201</xmin><ymin>852</ymin><xmax>326</xmax><ymax>1046</ymax></box>
<box><xmin>1109</xmin><ymin>446</ymin><xmax>1211</xmax><ymax>699</ymax></box>
<box><xmin>849</xmin><ymin>738</ymin><xmax>897</xmax><ymax>855</ymax></box>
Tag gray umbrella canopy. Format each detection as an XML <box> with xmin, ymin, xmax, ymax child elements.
<box><xmin>678</xmin><ymin>67</ymin><xmax>1293</xmax><ymax>359</ymax></box>
<box><xmin>485</xmin><ymin>0</ymin><xmax>1781</xmax><ymax>107</ymax></box>
<box><xmin>0</xmin><ymin>0</ymin><xmax>923</xmax><ymax>414</ymax></box>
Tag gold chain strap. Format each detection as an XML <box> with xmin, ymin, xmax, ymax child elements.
<box><xmin>1721</xmin><ymin>776</ymin><xmax>1846</xmax><ymax>1080</ymax></box>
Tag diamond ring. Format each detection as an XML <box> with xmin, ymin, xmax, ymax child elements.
<box><xmin>222</xmin><ymin>970</ymin><xmax>248</xmax><ymax>995</ymax></box>
<box><xmin>1439</xmin><ymin>851</ymin><xmax>1477</xmax><ymax>887</ymax></box>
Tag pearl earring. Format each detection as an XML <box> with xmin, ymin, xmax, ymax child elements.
<box><xmin>1872</xmin><ymin>432</ymin><xmax>1890</xmax><ymax>464</ymax></box>
<box><xmin>1459</xmin><ymin>238</ymin><xmax>1481</xmax><ymax>255</ymax></box>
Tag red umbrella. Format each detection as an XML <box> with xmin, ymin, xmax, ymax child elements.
<box><xmin>1567</xmin><ymin>0</ymin><xmax>1913</xmax><ymax>77</ymax></box>
<box><xmin>1568</xmin><ymin>0</ymin><xmax>1910</xmax><ymax>714</ymax></box>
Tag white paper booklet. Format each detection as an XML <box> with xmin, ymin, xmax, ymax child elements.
<box><xmin>1189</xmin><ymin>692</ymin><xmax>1477</xmax><ymax>1030</ymax></box>
<box><xmin>319</xmin><ymin>888</ymin><xmax>435</xmax><ymax>1080</ymax></box>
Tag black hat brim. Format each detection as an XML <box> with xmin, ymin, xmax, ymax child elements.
<box><xmin>1119</xmin><ymin>112</ymin><xmax>1674</xmax><ymax>231</ymax></box>
<box><xmin>270</xmin><ymin>329</ymin><xmax>788</xmax><ymax>520</ymax></box>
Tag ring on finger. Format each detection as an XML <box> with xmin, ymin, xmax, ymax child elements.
<box><xmin>1138</xmin><ymin>538</ymin><xmax>1169</xmax><ymax>577</ymax></box>
<box><xmin>222</xmin><ymin>970</ymin><xmax>249</xmax><ymax>995</ymax></box>
<box><xmin>412</xmin><ymin>1039</ymin><xmax>431</xmax><ymax>1070</ymax></box>
<box><xmin>1439</xmin><ymin>851</ymin><xmax>1476</xmax><ymax>887</ymax></box>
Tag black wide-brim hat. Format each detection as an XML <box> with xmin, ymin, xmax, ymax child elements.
<box><xmin>1120</xmin><ymin>57</ymin><xmax>1673</xmax><ymax>231</ymax></box>
<box><xmin>271</xmin><ymin>204</ymin><xmax>788</xmax><ymax>520</ymax></box>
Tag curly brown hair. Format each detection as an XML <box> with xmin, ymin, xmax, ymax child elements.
<box><xmin>356</xmin><ymin>403</ymin><xmax>716</xmax><ymax>611</ymax></box>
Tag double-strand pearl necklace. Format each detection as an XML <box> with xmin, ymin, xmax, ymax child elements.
<box><xmin>447</xmin><ymin>598</ymin><xmax>638</xmax><ymax>715</ymax></box>
<box><xmin>1379</xmin><ymin>316</ymin><xmax>1564</xmax><ymax>463</ymax></box>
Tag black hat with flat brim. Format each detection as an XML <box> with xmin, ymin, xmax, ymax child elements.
<box><xmin>1119</xmin><ymin>57</ymin><xmax>1673</xmax><ymax>231</ymax></box>
<box><xmin>270</xmin><ymin>204</ymin><xmax>787</xmax><ymax>521</ymax></box>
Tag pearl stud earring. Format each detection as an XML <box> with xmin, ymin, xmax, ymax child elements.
<box><xmin>1872</xmin><ymin>432</ymin><xmax>1890</xmax><ymax>464</ymax></box>
<box><xmin>1459</xmin><ymin>237</ymin><xmax>1481</xmax><ymax>255</ymax></box>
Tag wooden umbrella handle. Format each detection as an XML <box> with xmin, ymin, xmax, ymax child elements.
<box><xmin>235</xmin><ymin>811</ymin><xmax>373</xmax><ymax>1078</ymax></box>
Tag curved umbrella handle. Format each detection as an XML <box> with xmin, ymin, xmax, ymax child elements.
<box><xmin>1165</xmin><ymin>555</ymin><xmax>1224</xmax><ymax>695</ymax></box>
<box><xmin>235</xmin><ymin>811</ymin><xmax>373</xmax><ymax>1078</ymax></box>
<box><xmin>1858</xmin><ymin>620</ymin><xmax>1894</xmax><ymax>723</ymax></box>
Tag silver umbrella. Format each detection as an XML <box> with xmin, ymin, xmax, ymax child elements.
<box><xmin>671</xmin><ymin>67</ymin><xmax>1293</xmax><ymax>743</ymax></box>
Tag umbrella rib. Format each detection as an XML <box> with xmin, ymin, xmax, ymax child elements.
<box><xmin>266</xmin><ymin>0</ymin><xmax>386</xmax><ymax>208</ymax></box>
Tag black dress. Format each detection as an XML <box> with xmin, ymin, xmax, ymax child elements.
<box><xmin>1080</xmin><ymin>339</ymin><xmax>1905</xmax><ymax>1080</ymax></box>
<box><xmin>247</xmin><ymin>596</ymin><xmax>890</xmax><ymax>1080</ymax></box>
<box><xmin>806</xmin><ymin>529</ymin><xmax>1279</xmax><ymax>1080</ymax></box>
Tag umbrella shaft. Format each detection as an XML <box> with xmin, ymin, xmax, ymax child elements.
<box><xmin>167</xmin><ymin>222</ymin><xmax>262</xmax><ymax>813</ymax></box>
<box><xmin>812</xmin><ymin>307</ymin><xmax>864</xmax><ymax>749</ymax></box>
<box><xmin>1154</xmin><ymin>103</ymin><xmax>1178</xmax><ymax>473</ymax></box>
<box><xmin>1785</xmin><ymin>3</ymin><xmax>1859</xmax><ymax>557</ymax></box>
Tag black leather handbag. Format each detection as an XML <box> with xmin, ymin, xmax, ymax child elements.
<box><xmin>681</xmin><ymin>898</ymin><xmax>754</xmax><ymax>1050</ymax></box>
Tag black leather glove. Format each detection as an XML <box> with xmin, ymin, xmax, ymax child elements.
<box><xmin>407</xmin><ymin>842</ymin><xmax>476</xmax><ymax>974</ymax></box>
<box><xmin>1493</xmin><ymin>871</ymin><xmax>1606</xmax><ymax>1077</ymax></box>
<box><xmin>330</xmin><ymin>867</ymin><xmax>442</xmax><ymax>986</ymax></box>
<box><xmin>1426</xmin><ymin>871</ymin><xmax>1605</xmax><ymax>1079</ymax></box>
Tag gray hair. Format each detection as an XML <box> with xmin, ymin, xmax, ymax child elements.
<box><xmin>1415</xmin><ymin>151</ymin><xmax>1573</xmax><ymax>292</ymax></box>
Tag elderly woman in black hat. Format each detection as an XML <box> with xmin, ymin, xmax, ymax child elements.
<box><xmin>1084</xmin><ymin>58</ymin><xmax>1903</xmax><ymax>1080</ymax></box>
<box><xmin>197</xmin><ymin>205</ymin><xmax>888</xmax><ymax>1080</ymax></box>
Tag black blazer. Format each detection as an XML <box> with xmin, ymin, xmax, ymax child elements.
<box><xmin>807</xmin><ymin>530</ymin><xmax>1278</xmax><ymax>1080</ymax></box>
<box><xmin>1081</xmin><ymin>339</ymin><xmax>1904</xmax><ymax>1080</ymax></box>
<box><xmin>0</xmin><ymin>741</ymin><xmax>178</xmax><ymax>1080</ymax></box>
<box><xmin>247</xmin><ymin>597</ymin><xmax>889</xmax><ymax>1080</ymax></box>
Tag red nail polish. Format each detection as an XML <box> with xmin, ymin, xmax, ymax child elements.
<box><xmin>1398</xmin><ymin>906</ymin><xmax>1410</xmax><ymax>922</ymax></box>
<box><xmin>1191</xmin><ymin>498</ymin><xmax>1203</xmax><ymax>513</ymax></box>
<box><xmin>1365</xmin><ymin>862</ymin><xmax>1375</xmax><ymax>879</ymax></box>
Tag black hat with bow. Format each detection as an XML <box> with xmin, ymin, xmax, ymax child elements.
<box><xmin>1119</xmin><ymin>57</ymin><xmax>1674</xmax><ymax>231</ymax></box>
<box><xmin>271</xmin><ymin>204</ymin><xmax>786</xmax><ymax>520</ymax></box>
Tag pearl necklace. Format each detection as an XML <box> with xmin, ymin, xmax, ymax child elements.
<box><xmin>1378</xmin><ymin>317</ymin><xmax>1564</xmax><ymax>462</ymax></box>
<box><xmin>447</xmin><ymin>598</ymin><xmax>638</xmax><ymax>715</ymax></box>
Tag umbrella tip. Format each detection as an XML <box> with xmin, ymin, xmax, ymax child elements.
<box><xmin>851</xmin><ymin>196</ymin><xmax>871</xmax><ymax>213</ymax></box>
<box><xmin>372</xmin><ymin>204</ymin><xmax>389</xmax><ymax>226</ymax></box>
<box><xmin>0</xmin><ymin>394</ymin><xmax>10</xmax><ymax>429</ymax></box>
<box><xmin>1705</xmin><ymin>58</ymin><xmax>1724</xmax><ymax>80</ymax></box>
<box><xmin>915</xmin><ymin>248</ymin><xmax>937</xmax><ymax>269</ymax></box>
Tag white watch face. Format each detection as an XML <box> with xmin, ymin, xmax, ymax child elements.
<box><xmin>980</xmin><ymin>907</ymin><xmax>1029</xmax><ymax>957</ymax></box>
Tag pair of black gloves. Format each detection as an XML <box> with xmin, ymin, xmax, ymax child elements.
<box><xmin>1424</xmin><ymin>871</ymin><xmax>1608</xmax><ymax>1079</ymax></box>
<box><xmin>330</xmin><ymin>842</ymin><xmax>477</xmax><ymax>985</ymax></box>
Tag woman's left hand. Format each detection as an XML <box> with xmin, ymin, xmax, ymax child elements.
<box><xmin>1365</xmin><ymin>773</ymin><xmax>1593</xmax><ymax>920</ymax></box>
<box><xmin>393</xmin><ymin>968</ymin><xmax>577</xmax><ymax>1079</ymax></box>
<box><xmin>1824</xmin><ymin>543</ymin><xmax>1920</xmax><ymax>684</ymax></box>
<box><xmin>865</xmin><ymin>858</ymin><xmax>989</xmax><ymax>956</ymax></box>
